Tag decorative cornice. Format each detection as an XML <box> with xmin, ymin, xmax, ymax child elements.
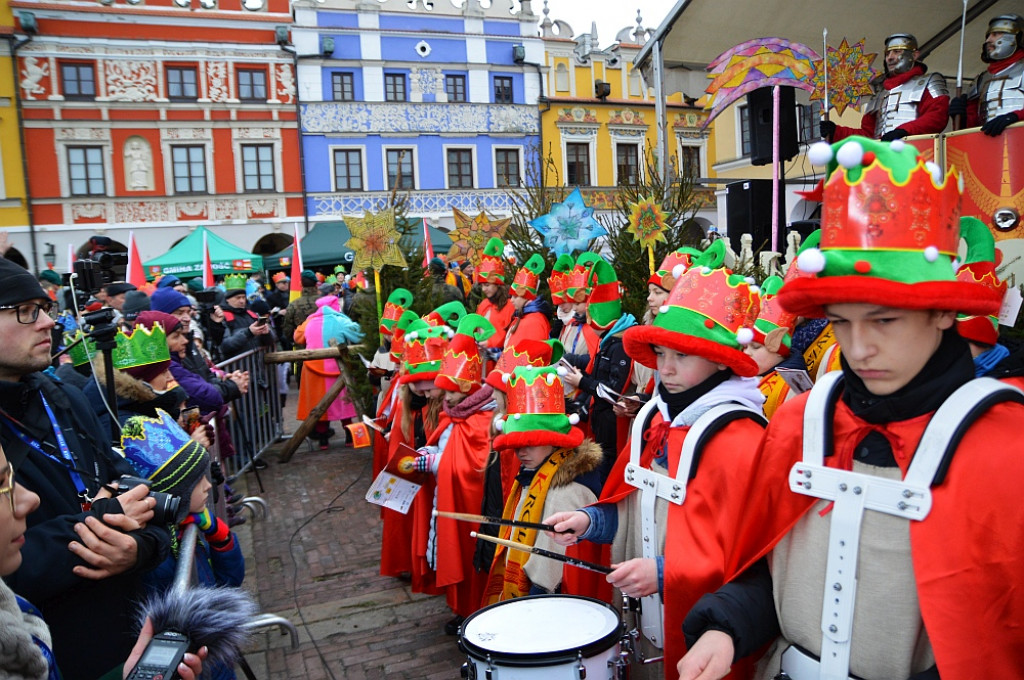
<box><xmin>301</xmin><ymin>102</ymin><xmax>539</xmax><ymax>135</ymax></box>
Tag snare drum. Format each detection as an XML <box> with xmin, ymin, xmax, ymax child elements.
<box><xmin>459</xmin><ymin>594</ymin><xmax>623</xmax><ymax>679</ymax></box>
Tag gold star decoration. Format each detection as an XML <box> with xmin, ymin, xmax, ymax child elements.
<box><xmin>627</xmin><ymin>196</ymin><xmax>672</xmax><ymax>250</ymax></box>
<box><xmin>447</xmin><ymin>209</ymin><xmax>511</xmax><ymax>266</ymax></box>
<box><xmin>345</xmin><ymin>209</ymin><xmax>407</xmax><ymax>271</ymax></box>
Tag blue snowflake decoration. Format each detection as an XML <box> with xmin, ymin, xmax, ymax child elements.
<box><xmin>528</xmin><ymin>187</ymin><xmax>607</xmax><ymax>257</ymax></box>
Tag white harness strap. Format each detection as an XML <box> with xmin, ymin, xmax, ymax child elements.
<box><xmin>625</xmin><ymin>400</ymin><xmax>764</xmax><ymax>648</ymax></box>
<box><xmin>789</xmin><ymin>376</ymin><xmax>1023</xmax><ymax>680</ymax></box>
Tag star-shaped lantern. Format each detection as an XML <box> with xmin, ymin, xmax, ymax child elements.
<box><xmin>528</xmin><ymin>187</ymin><xmax>607</xmax><ymax>257</ymax></box>
<box><xmin>809</xmin><ymin>37</ymin><xmax>877</xmax><ymax>116</ymax></box>
<box><xmin>627</xmin><ymin>196</ymin><xmax>672</xmax><ymax>250</ymax></box>
<box><xmin>345</xmin><ymin>209</ymin><xmax>407</xmax><ymax>272</ymax></box>
<box><xmin>448</xmin><ymin>209</ymin><xmax>511</xmax><ymax>266</ymax></box>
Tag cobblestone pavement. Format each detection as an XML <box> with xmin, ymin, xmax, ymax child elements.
<box><xmin>232</xmin><ymin>392</ymin><xmax>467</xmax><ymax>679</ymax></box>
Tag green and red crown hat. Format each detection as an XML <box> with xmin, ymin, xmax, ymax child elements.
<box><xmin>493</xmin><ymin>365</ymin><xmax>584</xmax><ymax>450</ymax></box>
<box><xmin>486</xmin><ymin>339</ymin><xmax>564</xmax><ymax>392</ymax></box>
<box><xmin>956</xmin><ymin>217</ymin><xmax>1008</xmax><ymax>346</ymax></box>
<box><xmin>752</xmin><ymin>276</ymin><xmax>796</xmax><ymax>356</ymax></box>
<box><xmin>585</xmin><ymin>256</ymin><xmax>623</xmax><ymax>331</ymax></box>
<box><xmin>476</xmin><ymin>237</ymin><xmax>507</xmax><ymax>285</ymax></box>
<box><xmin>549</xmin><ymin>254</ymin><xmax>576</xmax><ymax>305</ymax></box>
<box><xmin>389</xmin><ymin>309</ymin><xmax>421</xmax><ymax>363</ymax></box>
<box><xmin>510</xmin><ymin>253</ymin><xmax>546</xmax><ymax>300</ymax></box>
<box><xmin>781</xmin><ymin>229</ymin><xmax>822</xmax><ymax>285</ymax></box>
<box><xmin>435</xmin><ymin>314</ymin><xmax>496</xmax><ymax>394</ymax></box>
<box><xmin>623</xmin><ymin>250</ymin><xmax>761</xmax><ymax>376</ymax></box>
<box><xmin>398</xmin><ymin>317</ymin><xmax>454</xmax><ymax>385</ymax></box>
<box><xmin>778</xmin><ymin>135</ymin><xmax>1003</xmax><ymax>318</ymax></box>
<box><xmin>567</xmin><ymin>252</ymin><xmax>603</xmax><ymax>302</ymax></box>
<box><xmin>423</xmin><ymin>301</ymin><xmax>467</xmax><ymax>328</ymax></box>
<box><xmin>380</xmin><ymin>288</ymin><xmax>414</xmax><ymax>337</ymax></box>
<box><xmin>649</xmin><ymin>246</ymin><xmax>704</xmax><ymax>291</ymax></box>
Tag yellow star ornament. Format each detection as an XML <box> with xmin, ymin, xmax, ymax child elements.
<box><xmin>345</xmin><ymin>209</ymin><xmax>407</xmax><ymax>272</ymax></box>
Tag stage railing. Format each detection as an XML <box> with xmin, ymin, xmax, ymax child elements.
<box><xmin>215</xmin><ymin>347</ymin><xmax>285</xmax><ymax>483</ymax></box>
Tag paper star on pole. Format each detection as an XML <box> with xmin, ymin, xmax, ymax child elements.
<box><xmin>344</xmin><ymin>209</ymin><xmax>407</xmax><ymax>271</ymax></box>
<box><xmin>448</xmin><ymin>209</ymin><xmax>511</xmax><ymax>266</ymax></box>
<box><xmin>809</xmin><ymin>37</ymin><xmax>877</xmax><ymax>116</ymax></box>
<box><xmin>627</xmin><ymin>196</ymin><xmax>672</xmax><ymax>250</ymax></box>
<box><xmin>528</xmin><ymin>187</ymin><xmax>607</xmax><ymax>257</ymax></box>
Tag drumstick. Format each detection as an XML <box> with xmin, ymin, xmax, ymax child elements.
<box><xmin>434</xmin><ymin>510</ymin><xmax>574</xmax><ymax>534</ymax></box>
<box><xmin>470</xmin><ymin>532</ymin><xmax>613</xmax><ymax>574</ymax></box>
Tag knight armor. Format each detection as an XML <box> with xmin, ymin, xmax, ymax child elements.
<box><xmin>970</xmin><ymin>58</ymin><xmax>1024</xmax><ymax>121</ymax></box>
<box><xmin>865</xmin><ymin>72</ymin><xmax>949</xmax><ymax>137</ymax></box>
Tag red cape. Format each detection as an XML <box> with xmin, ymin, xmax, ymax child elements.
<box><xmin>727</xmin><ymin>390</ymin><xmax>1024</xmax><ymax>679</ymax></box>
<box><xmin>504</xmin><ymin>311</ymin><xmax>551</xmax><ymax>348</ymax></box>
<box><xmin>477</xmin><ymin>298</ymin><xmax>515</xmax><ymax>349</ymax></box>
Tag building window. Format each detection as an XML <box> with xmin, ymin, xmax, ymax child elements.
<box><xmin>167</xmin><ymin>66</ymin><xmax>199</xmax><ymax>100</ymax></box>
<box><xmin>332</xmin><ymin>72</ymin><xmax>354</xmax><ymax>101</ymax></box>
<box><xmin>241</xmin><ymin>144</ymin><xmax>274</xmax><ymax>191</ymax></box>
<box><xmin>616</xmin><ymin>143</ymin><xmax>639</xmax><ymax>186</ymax></box>
<box><xmin>67</xmin><ymin>146</ymin><xmax>105</xmax><ymax>196</ymax></box>
<box><xmin>60</xmin><ymin>62</ymin><xmax>95</xmax><ymax>100</ymax></box>
<box><xmin>333</xmin><ymin>149</ymin><xmax>363</xmax><ymax>191</ymax></box>
<box><xmin>496</xmin><ymin>148</ymin><xmax>520</xmax><ymax>188</ymax></box>
<box><xmin>385</xmin><ymin>73</ymin><xmax>406</xmax><ymax>102</ymax></box>
<box><xmin>386</xmin><ymin>148</ymin><xmax>414</xmax><ymax>190</ymax></box>
<box><xmin>680</xmin><ymin>145</ymin><xmax>701</xmax><ymax>179</ymax></box>
<box><xmin>555</xmin><ymin>63</ymin><xmax>570</xmax><ymax>92</ymax></box>
<box><xmin>171</xmin><ymin>145</ymin><xmax>207</xmax><ymax>194</ymax></box>
<box><xmin>445</xmin><ymin>74</ymin><xmax>466</xmax><ymax>103</ymax></box>
<box><xmin>798</xmin><ymin>101</ymin><xmax>823</xmax><ymax>143</ymax></box>
<box><xmin>237</xmin><ymin>69</ymin><xmax>267</xmax><ymax>101</ymax></box>
<box><xmin>447</xmin><ymin>149</ymin><xmax>474</xmax><ymax>188</ymax></box>
<box><xmin>566</xmin><ymin>143</ymin><xmax>591</xmax><ymax>186</ymax></box>
<box><xmin>739</xmin><ymin>105</ymin><xmax>751</xmax><ymax>157</ymax></box>
<box><xmin>493</xmin><ymin>76</ymin><xmax>513</xmax><ymax>104</ymax></box>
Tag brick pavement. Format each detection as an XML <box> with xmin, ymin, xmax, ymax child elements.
<box><xmin>231</xmin><ymin>391</ymin><xmax>468</xmax><ymax>679</ymax></box>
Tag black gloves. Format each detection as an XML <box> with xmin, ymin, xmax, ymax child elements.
<box><xmin>880</xmin><ymin>128</ymin><xmax>909</xmax><ymax>142</ymax></box>
<box><xmin>948</xmin><ymin>95</ymin><xmax>968</xmax><ymax>119</ymax></box>
<box><xmin>982</xmin><ymin>112</ymin><xmax>1018</xmax><ymax>137</ymax></box>
<box><xmin>819</xmin><ymin>120</ymin><xmax>837</xmax><ymax>140</ymax></box>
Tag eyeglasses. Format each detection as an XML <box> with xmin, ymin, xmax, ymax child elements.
<box><xmin>0</xmin><ymin>464</ymin><xmax>14</xmax><ymax>513</ymax></box>
<box><xmin>0</xmin><ymin>300</ymin><xmax>54</xmax><ymax>324</ymax></box>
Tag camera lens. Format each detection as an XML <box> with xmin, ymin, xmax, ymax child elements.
<box><xmin>149</xmin><ymin>491</ymin><xmax>181</xmax><ymax>526</ymax></box>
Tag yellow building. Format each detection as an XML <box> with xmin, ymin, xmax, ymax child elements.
<box><xmin>0</xmin><ymin>6</ymin><xmax>30</xmax><ymax>265</ymax></box>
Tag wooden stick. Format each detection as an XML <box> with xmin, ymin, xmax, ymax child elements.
<box><xmin>434</xmin><ymin>510</ymin><xmax>573</xmax><ymax>534</ymax></box>
<box><xmin>264</xmin><ymin>345</ymin><xmax>364</xmax><ymax>364</ymax></box>
<box><xmin>277</xmin><ymin>342</ymin><xmax>350</xmax><ymax>463</ymax></box>
<box><xmin>470</xmin><ymin>532</ymin><xmax>611</xmax><ymax>574</ymax></box>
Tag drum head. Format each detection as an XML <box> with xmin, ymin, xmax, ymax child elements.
<box><xmin>460</xmin><ymin>595</ymin><xmax>621</xmax><ymax>664</ymax></box>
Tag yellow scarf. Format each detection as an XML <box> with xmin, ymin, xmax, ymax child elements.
<box><xmin>483</xmin><ymin>447</ymin><xmax>571</xmax><ymax>603</ymax></box>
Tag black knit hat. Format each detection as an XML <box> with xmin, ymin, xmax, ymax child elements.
<box><xmin>0</xmin><ymin>257</ymin><xmax>48</xmax><ymax>306</ymax></box>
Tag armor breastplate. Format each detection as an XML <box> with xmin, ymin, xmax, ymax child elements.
<box><xmin>866</xmin><ymin>72</ymin><xmax>948</xmax><ymax>137</ymax></box>
<box><xmin>974</xmin><ymin>59</ymin><xmax>1024</xmax><ymax>121</ymax></box>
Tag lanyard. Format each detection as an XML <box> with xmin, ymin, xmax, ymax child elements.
<box><xmin>1</xmin><ymin>395</ymin><xmax>90</xmax><ymax>500</ymax></box>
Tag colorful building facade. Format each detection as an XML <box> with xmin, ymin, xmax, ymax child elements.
<box><xmin>0</xmin><ymin>5</ymin><xmax>30</xmax><ymax>265</ymax></box>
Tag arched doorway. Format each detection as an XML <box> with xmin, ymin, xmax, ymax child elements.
<box><xmin>251</xmin><ymin>232</ymin><xmax>292</xmax><ymax>258</ymax></box>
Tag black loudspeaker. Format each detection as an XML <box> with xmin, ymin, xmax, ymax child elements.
<box><xmin>788</xmin><ymin>219</ymin><xmax>820</xmax><ymax>240</ymax></box>
<box><xmin>726</xmin><ymin>179</ymin><xmax>784</xmax><ymax>253</ymax></box>
<box><xmin>748</xmin><ymin>86</ymin><xmax>798</xmax><ymax>166</ymax></box>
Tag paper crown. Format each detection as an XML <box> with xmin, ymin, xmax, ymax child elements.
<box><xmin>549</xmin><ymin>254</ymin><xmax>576</xmax><ymax>305</ymax></box>
<box><xmin>649</xmin><ymin>246</ymin><xmax>704</xmax><ymax>291</ymax></box>
<box><xmin>272</xmin><ymin>272</ymin><xmax>289</xmax><ymax>283</ymax></box>
<box><xmin>398</xmin><ymin>317</ymin><xmax>453</xmax><ymax>384</ymax></box>
<box><xmin>585</xmin><ymin>256</ymin><xmax>622</xmax><ymax>331</ymax></box>
<box><xmin>68</xmin><ymin>323</ymin><xmax>172</xmax><ymax>369</ymax></box>
<box><xmin>435</xmin><ymin>314</ymin><xmax>496</xmax><ymax>394</ymax></box>
<box><xmin>380</xmin><ymin>288</ymin><xmax>414</xmax><ymax>336</ymax></box>
<box><xmin>493</xmin><ymin>366</ymin><xmax>584</xmax><ymax>450</ymax></box>
<box><xmin>956</xmin><ymin>217</ymin><xmax>1008</xmax><ymax>346</ymax></box>
<box><xmin>121</xmin><ymin>409</ymin><xmax>210</xmax><ymax>524</ymax></box>
<box><xmin>752</xmin><ymin>276</ymin><xmax>797</xmax><ymax>356</ymax></box>
<box><xmin>423</xmin><ymin>300</ymin><xmax>467</xmax><ymax>328</ymax></box>
<box><xmin>779</xmin><ymin>136</ymin><xmax>1003</xmax><ymax>318</ymax></box>
<box><xmin>623</xmin><ymin>253</ymin><xmax>760</xmax><ymax>376</ymax></box>
<box><xmin>333</xmin><ymin>264</ymin><xmax>346</xmax><ymax>276</ymax></box>
<box><xmin>567</xmin><ymin>252</ymin><xmax>603</xmax><ymax>302</ymax></box>
<box><xmin>223</xmin><ymin>273</ymin><xmax>247</xmax><ymax>293</ymax></box>
<box><xmin>476</xmin><ymin>237</ymin><xmax>507</xmax><ymax>284</ymax></box>
<box><xmin>486</xmin><ymin>339</ymin><xmax>564</xmax><ymax>392</ymax></box>
<box><xmin>390</xmin><ymin>309</ymin><xmax>421</xmax><ymax>363</ymax></box>
<box><xmin>510</xmin><ymin>254</ymin><xmax>546</xmax><ymax>299</ymax></box>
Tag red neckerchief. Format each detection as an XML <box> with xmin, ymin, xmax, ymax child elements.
<box><xmin>882</xmin><ymin>64</ymin><xmax>925</xmax><ymax>90</ymax></box>
<box><xmin>989</xmin><ymin>49</ymin><xmax>1024</xmax><ymax>74</ymax></box>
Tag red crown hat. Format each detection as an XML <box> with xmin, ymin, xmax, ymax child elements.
<box><xmin>486</xmin><ymin>339</ymin><xmax>564</xmax><ymax>392</ymax></box>
<box><xmin>380</xmin><ymin>288</ymin><xmax>414</xmax><ymax>337</ymax></box>
<box><xmin>435</xmin><ymin>314</ymin><xmax>496</xmax><ymax>394</ymax></box>
<box><xmin>566</xmin><ymin>253</ymin><xmax>603</xmax><ymax>302</ymax></box>
<box><xmin>272</xmin><ymin>271</ymin><xmax>289</xmax><ymax>284</ymax></box>
<box><xmin>476</xmin><ymin>237</ymin><xmax>507</xmax><ymax>285</ymax></box>
<box><xmin>398</xmin><ymin>318</ymin><xmax>453</xmax><ymax>385</ymax></box>
<box><xmin>648</xmin><ymin>247</ymin><xmax>703</xmax><ymax>291</ymax></box>
<box><xmin>510</xmin><ymin>254</ymin><xmax>546</xmax><ymax>300</ymax></box>
<box><xmin>493</xmin><ymin>366</ymin><xmax>584</xmax><ymax>450</ymax></box>
<box><xmin>549</xmin><ymin>254</ymin><xmax>576</xmax><ymax>306</ymax></box>
<box><xmin>956</xmin><ymin>217</ymin><xmax>1008</xmax><ymax>346</ymax></box>
<box><xmin>422</xmin><ymin>301</ymin><xmax>467</xmax><ymax>328</ymax></box>
<box><xmin>751</xmin><ymin>276</ymin><xmax>797</xmax><ymax>356</ymax></box>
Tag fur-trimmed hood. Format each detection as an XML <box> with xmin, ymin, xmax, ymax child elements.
<box><xmin>551</xmin><ymin>438</ymin><xmax>603</xmax><ymax>488</ymax></box>
<box><xmin>91</xmin><ymin>352</ymin><xmax>159</xmax><ymax>403</ymax></box>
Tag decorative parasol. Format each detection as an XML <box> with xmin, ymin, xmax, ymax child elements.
<box><xmin>344</xmin><ymin>208</ymin><xmax>407</xmax><ymax>342</ymax></box>
<box><xmin>528</xmin><ymin>187</ymin><xmax>607</xmax><ymax>257</ymax></box>
<box><xmin>626</xmin><ymin>196</ymin><xmax>672</xmax><ymax>275</ymax></box>
<box><xmin>448</xmin><ymin>209</ymin><xmax>511</xmax><ymax>266</ymax></box>
<box><xmin>809</xmin><ymin>37</ymin><xmax>877</xmax><ymax>116</ymax></box>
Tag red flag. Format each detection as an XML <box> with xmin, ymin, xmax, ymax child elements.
<box><xmin>202</xmin><ymin>230</ymin><xmax>214</xmax><ymax>288</ymax></box>
<box><xmin>289</xmin><ymin>225</ymin><xmax>304</xmax><ymax>303</ymax></box>
<box><xmin>126</xmin><ymin>231</ymin><xmax>148</xmax><ymax>289</ymax></box>
<box><xmin>422</xmin><ymin>217</ymin><xmax>434</xmax><ymax>268</ymax></box>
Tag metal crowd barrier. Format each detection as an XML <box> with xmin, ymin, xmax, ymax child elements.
<box><xmin>215</xmin><ymin>347</ymin><xmax>285</xmax><ymax>485</ymax></box>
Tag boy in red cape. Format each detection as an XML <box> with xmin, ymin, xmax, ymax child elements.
<box><xmin>504</xmin><ymin>253</ymin><xmax>551</xmax><ymax>348</ymax></box>
<box><xmin>546</xmin><ymin>246</ymin><xmax>767</xmax><ymax>680</ymax></box>
<box><xmin>678</xmin><ymin>137</ymin><xmax>1024</xmax><ymax>680</ymax></box>
<box><xmin>411</xmin><ymin>314</ymin><xmax>498</xmax><ymax>634</ymax></box>
<box><xmin>474</xmin><ymin>237</ymin><xmax>514</xmax><ymax>349</ymax></box>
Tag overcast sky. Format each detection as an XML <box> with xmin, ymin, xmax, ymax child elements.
<box><xmin>540</xmin><ymin>0</ymin><xmax>678</xmax><ymax>47</ymax></box>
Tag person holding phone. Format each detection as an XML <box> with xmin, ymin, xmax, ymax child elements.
<box><xmin>219</xmin><ymin>275</ymin><xmax>274</xmax><ymax>360</ymax></box>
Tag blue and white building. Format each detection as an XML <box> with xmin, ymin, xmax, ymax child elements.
<box><xmin>291</xmin><ymin>0</ymin><xmax>543</xmax><ymax>232</ymax></box>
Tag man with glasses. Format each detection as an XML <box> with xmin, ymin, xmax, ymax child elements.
<box><xmin>0</xmin><ymin>256</ymin><xmax>170</xmax><ymax>680</ymax></box>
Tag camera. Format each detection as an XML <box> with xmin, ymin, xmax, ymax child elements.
<box><xmin>124</xmin><ymin>630</ymin><xmax>191</xmax><ymax>680</ymax></box>
<box><xmin>117</xmin><ymin>475</ymin><xmax>181</xmax><ymax>526</ymax></box>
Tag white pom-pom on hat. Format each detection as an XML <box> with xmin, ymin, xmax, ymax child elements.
<box><xmin>889</xmin><ymin>139</ymin><xmax>906</xmax><ymax>153</ymax></box>
<box><xmin>658</xmin><ymin>305</ymin><xmax>670</xmax><ymax>314</ymax></box>
<box><xmin>556</xmin><ymin>365</ymin><xmax>568</xmax><ymax>377</ymax></box>
<box><xmin>568</xmin><ymin>414</ymin><xmax>580</xmax><ymax>425</ymax></box>
<box><xmin>736</xmin><ymin>327</ymin><xmax>754</xmax><ymax>345</ymax></box>
<box><xmin>405</xmin><ymin>331</ymin><xmax>419</xmax><ymax>341</ymax></box>
<box><xmin>923</xmin><ymin>246</ymin><xmax>939</xmax><ymax>262</ymax></box>
<box><xmin>672</xmin><ymin>264</ymin><xmax>687</xmax><ymax>279</ymax></box>
<box><xmin>797</xmin><ymin>248</ymin><xmax>827</xmax><ymax>274</ymax></box>
<box><xmin>925</xmin><ymin>161</ymin><xmax>944</xmax><ymax>185</ymax></box>
<box><xmin>493</xmin><ymin>417</ymin><xmax>505</xmax><ymax>432</ymax></box>
<box><xmin>958</xmin><ymin>174</ymin><xmax>965</xmax><ymax>193</ymax></box>
<box><xmin>514</xmin><ymin>413</ymin><xmax>522</xmax><ymax>420</ymax></box>
<box><xmin>836</xmin><ymin>140</ymin><xmax>864</xmax><ymax>169</ymax></box>
<box><xmin>501</xmin><ymin>372</ymin><xmax>511</xmax><ymax>384</ymax></box>
<box><xmin>808</xmin><ymin>141</ymin><xmax>833</xmax><ymax>167</ymax></box>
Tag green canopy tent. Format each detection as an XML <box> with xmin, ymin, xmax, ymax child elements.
<box><xmin>143</xmin><ymin>226</ymin><xmax>263</xmax><ymax>280</ymax></box>
<box><xmin>268</xmin><ymin>219</ymin><xmax>454</xmax><ymax>271</ymax></box>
